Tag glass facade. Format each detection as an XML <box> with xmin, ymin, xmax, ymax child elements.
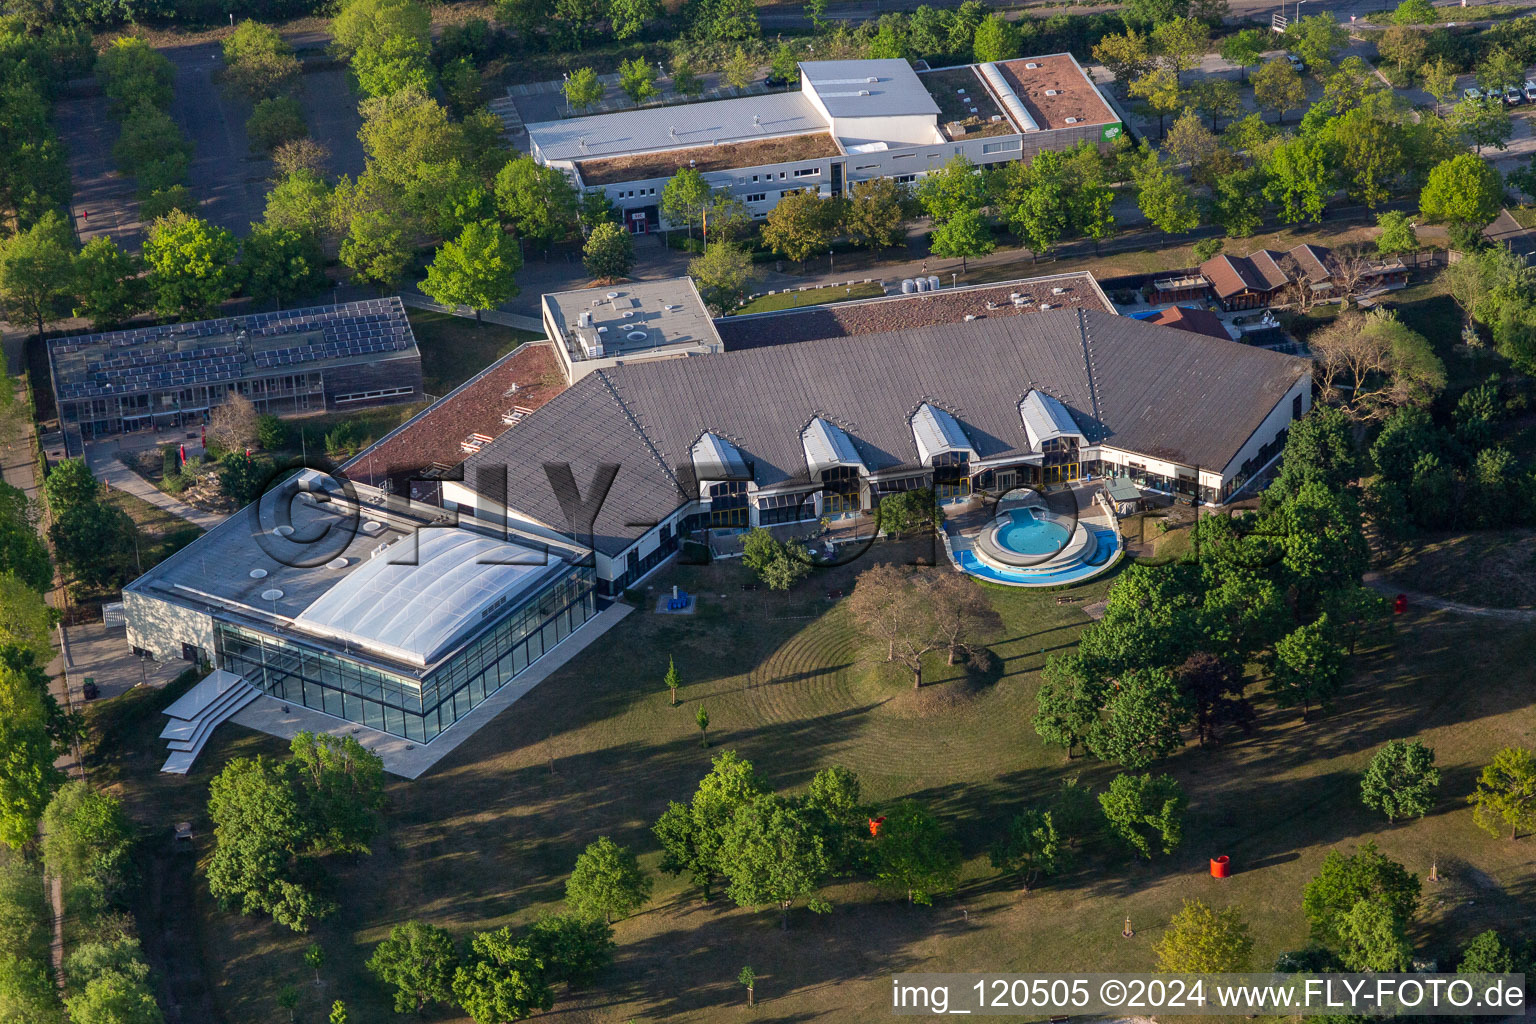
<box><xmin>217</xmin><ymin>566</ymin><xmax>597</xmax><ymax>742</ymax></box>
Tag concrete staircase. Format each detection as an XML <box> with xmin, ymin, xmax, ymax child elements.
<box><xmin>159</xmin><ymin>670</ymin><xmax>260</xmax><ymax>775</ymax></box>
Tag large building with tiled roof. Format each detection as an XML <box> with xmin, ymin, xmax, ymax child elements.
<box><xmin>443</xmin><ymin>305</ymin><xmax>1311</xmax><ymax>594</ymax></box>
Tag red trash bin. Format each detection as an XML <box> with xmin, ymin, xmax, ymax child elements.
<box><xmin>1210</xmin><ymin>855</ymin><xmax>1231</xmax><ymax>878</ymax></box>
<box><xmin>1394</xmin><ymin>593</ymin><xmax>1407</xmax><ymax>615</ymax></box>
<box><xmin>868</xmin><ymin>816</ymin><xmax>886</xmax><ymax>838</ymax></box>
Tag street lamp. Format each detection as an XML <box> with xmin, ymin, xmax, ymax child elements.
<box><xmin>951</xmin><ymin>272</ymin><xmax>957</xmax><ymax>289</ymax></box>
<box><xmin>1295</xmin><ymin>0</ymin><xmax>1307</xmax><ymax>24</ymax></box>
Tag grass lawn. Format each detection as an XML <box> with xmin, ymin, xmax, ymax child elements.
<box><xmin>103</xmin><ymin>488</ymin><xmax>203</xmax><ymax>570</ymax></box>
<box><xmin>1382</xmin><ymin>528</ymin><xmax>1536</xmax><ymax>609</ymax></box>
<box><xmin>733</xmin><ymin>282</ymin><xmax>886</xmax><ymax>316</ymax></box>
<box><xmin>407</xmin><ymin>310</ymin><xmax>544</xmax><ymax>397</ymax></box>
<box><xmin>88</xmin><ymin>540</ymin><xmax>1536</xmax><ymax>1024</ymax></box>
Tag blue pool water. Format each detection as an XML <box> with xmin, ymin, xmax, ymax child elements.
<box><xmin>959</xmin><ymin>527</ymin><xmax>1122</xmax><ymax>587</ymax></box>
<box><xmin>994</xmin><ymin>508</ymin><xmax>1070</xmax><ymax>555</ymax></box>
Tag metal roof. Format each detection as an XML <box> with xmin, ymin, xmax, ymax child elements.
<box><xmin>463</xmin><ymin>308</ymin><xmax>1309</xmax><ymax>555</ymax></box>
<box><xmin>801</xmin><ymin>417</ymin><xmax>863</xmax><ymax>476</ymax></box>
<box><xmin>527</xmin><ymin>92</ymin><xmax>828</xmax><ymax>163</ymax></box>
<box><xmin>692</xmin><ymin>432</ymin><xmax>749</xmax><ymax>482</ymax></box>
<box><xmin>1019</xmin><ymin>389</ymin><xmax>1084</xmax><ymax>449</ymax></box>
<box><xmin>801</xmin><ymin>59</ymin><xmax>940</xmax><ymax>118</ymax></box>
<box><xmin>293</xmin><ymin>529</ymin><xmax>565</xmax><ymax>666</ymax></box>
<box><xmin>911</xmin><ymin>403</ymin><xmax>974</xmax><ymax>463</ymax></box>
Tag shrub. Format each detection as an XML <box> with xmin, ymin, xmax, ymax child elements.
<box><xmin>247</xmin><ymin>96</ymin><xmax>307</xmax><ymax>153</ymax></box>
<box><xmin>256</xmin><ymin>414</ymin><xmax>290</xmax><ymax>450</ymax></box>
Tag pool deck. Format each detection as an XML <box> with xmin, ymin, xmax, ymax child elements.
<box><xmin>944</xmin><ymin>483</ymin><xmax>1122</xmax><ymax>587</ymax></box>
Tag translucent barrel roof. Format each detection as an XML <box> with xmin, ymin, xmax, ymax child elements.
<box><xmin>294</xmin><ymin>529</ymin><xmax>565</xmax><ymax>667</ymax></box>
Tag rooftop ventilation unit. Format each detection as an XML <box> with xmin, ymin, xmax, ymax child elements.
<box><xmin>1052</xmin><ymin>287</ymin><xmax>1066</xmax><ymax>295</ymax></box>
<box><xmin>866</xmin><ymin>76</ymin><xmax>878</xmax><ymax>82</ymax></box>
<box><xmin>858</xmin><ymin>89</ymin><xmax>871</xmax><ymax>96</ymax></box>
<box><xmin>578</xmin><ymin>311</ymin><xmax>593</xmax><ymax>328</ymax></box>
<box><xmin>1045</xmin><ymin>89</ymin><xmax>1058</xmax><ymax>96</ymax></box>
<box><xmin>1025</xmin><ymin>62</ymin><xmax>1039</xmax><ymax>69</ymax></box>
<box><xmin>1065</xmin><ymin>117</ymin><xmax>1079</xmax><ymax>124</ymax></box>
<box><xmin>626</xmin><ymin>330</ymin><xmax>648</xmax><ymax>342</ymax></box>
<box><xmin>605</xmin><ymin>291</ymin><xmax>620</xmax><ymax>300</ymax></box>
<box><xmin>963</xmin><ymin>314</ymin><xmax>978</xmax><ymax>321</ymax></box>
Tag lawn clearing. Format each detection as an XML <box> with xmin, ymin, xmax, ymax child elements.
<box><xmin>1382</xmin><ymin>528</ymin><xmax>1536</xmax><ymax>609</ymax></box>
<box><xmin>103</xmin><ymin>487</ymin><xmax>203</xmax><ymax>570</ymax></box>
<box><xmin>407</xmin><ymin>310</ymin><xmax>544</xmax><ymax>397</ymax></box>
<box><xmin>88</xmin><ymin>540</ymin><xmax>1536</xmax><ymax>1024</ymax></box>
<box><xmin>733</xmin><ymin>282</ymin><xmax>887</xmax><ymax>316</ymax></box>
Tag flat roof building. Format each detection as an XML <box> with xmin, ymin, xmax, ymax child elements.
<box><xmin>124</xmin><ymin>470</ymin><xmax>599</xmax><ymax>749</ymax></box>
<box><xmin>48</xmin><ymin>297</ymin><xmax>423</xmax><ymax>448</ymax></box>
<box><xmin>541</xmin><ymin>279</ymin><xmax>724</xmax><ymax>381</ymax></box>
<box><xmin>527</xmin><ymin>55</ymin><xmax>1121</xmax><ymax>234</ymax></box>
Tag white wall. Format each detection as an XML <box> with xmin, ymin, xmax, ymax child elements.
<box><xmin>831</xmin><ymin>113</ymin><xmax>943</xmax><ymax>147</ymax></box>
<box><xmin>123</xmin><ymin>589</ymin><xmax>216</xmax><ymax>664</ymax></box>
<box><xmin>1218</xmin><ymin>375</ymin><xmax>1311</xmax><ymax>481</ymax></box>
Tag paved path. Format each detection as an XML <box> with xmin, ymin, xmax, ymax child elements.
<box><xmin>1364</xmin><ymin>572</ymin><xmax>1536</xmax><ymax>621</ymax></box>
<box><xmin>84</xmin><ymin>440</ymin><xmax>227</xmax><ymax>531</ymax></box>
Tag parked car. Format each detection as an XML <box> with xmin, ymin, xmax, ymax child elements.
<box><xmin>1464</xmin><ymin>86</ymin><xmax>1485</xmax><ymax>102</ymax></box>
<box><xmin>764</xmin><ymin>74</ymin><xmax>790</xmax><ymax>89</ymax></box>
<box><xmin>1524</xmin><ymin>79</ymin><xmax>1536</xmax><ymax>102</ymax></box>
<box><xmin>1506</xmin><ymin>86</ymin><xmax>1523</xmax><ymax>105</ymax></box>
<box><xmin>1286</xmin><ymin>53</ymin><xmax>1306</xmax><ymax>73</ymax></box>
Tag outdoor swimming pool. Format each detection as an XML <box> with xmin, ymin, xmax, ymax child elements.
<box><xmin>994</xmin><ymin>507</ymin><xmax>1071</xmax><ymax>556</ymax></box>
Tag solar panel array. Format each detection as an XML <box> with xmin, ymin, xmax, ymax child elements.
<box><xmin>52</xmin><ymin>297</ymin><xmax>414</xmax><ymax>401</ymax></box>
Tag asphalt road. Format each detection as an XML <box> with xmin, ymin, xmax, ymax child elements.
<box><xmin>164</xmin><ymin>41</ymin><xmax>269</xmax><ymax>238</ymax></box>
<box><xmin>756</xmin><ymin>0</ymin><xmax>1525</xmax><ymax>30</ymax></box>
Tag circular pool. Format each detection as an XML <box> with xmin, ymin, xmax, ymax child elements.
<box><xmin>994</xmin><ymin>507</ymin><xmax>1070</xmax><ymax>556</ymax></box>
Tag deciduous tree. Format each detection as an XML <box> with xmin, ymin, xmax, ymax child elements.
<box><xmin>842</xmin><ymin>177</ymin><xmax>910</xmax><ymax>250</ymax></box>
<box><xmin>565</xmin><ymin>836</ymin><xmax>651</xmax><ymax>923</ymax></box>
<box><xmin>1302</xmin><ymin>842</ymin><xmax>1419</xmax><ymax>946</ymax></box>
<box><xmin>366</xmin><ymin>921</ymin><xmax>458</xmax><ymax>1014</ymax></box>
<box><xmin>143</xmin><ymin>211</ymin><xmax>241</xmax><ymax>318</ymax></box>
<box><xmin>689</xmin><ymin>242</ymin><xmax>753</xmax><ymax>313</ymax></box>
<box><xmin>0</xmin><ymin>211</ymin><xmax>74</xmax><ymax>339</ymax></box>
<box><xmin>873</xmin><ymin>800</ymin><xmax>960</xmax><ymax>905</ymax></box>
<box><xmin>929</xmin><ymin>208</ymin><xmax>994</xmax><ymax>270</ymax></box>
<box><xmin>421</xmin><ymin>220</ymin><xmax>522</xmax><ymax>323</ymax></box>
<box><xmin>1469</xmin><ymin>746</ymin><xmax>1536</xmax><ymax>839</ymax></box>
<box><xmin>1360</xmin><ymin>739</ymin><xmax>1439</xmax><ymax>823</ymax></box>
<box><xmin>1098</xmin><ymin>771</ymin><xmax>1185</xmax><ymax>859</ymax></box>
<box><xmin>719</xmin><ymin>795</ymin><xmax>831</xmax><ymax>928</ymax></box>
<box><xmin>1252</xmin><ymin>59</ymin><xmax>1307</xmax><ymax>124</ymax></box>
<box><xmin>987</xmin><ymin>808</ymin><xmax>1063</xmax><ymax>892</ymax></box>
<box><xmin>1155</xmin><ymin>899</ymin><xmax>1254</xmax><ymax>972</ymax></box>
<box><xmin>582</xmin><ymin>221</ymin><xmax>634</xmax><ymax>282</ymax></box>
<box><xmin>761</xmin><ymin>189</ymin><xmax>837</xmax><ymax>268</ymax></box>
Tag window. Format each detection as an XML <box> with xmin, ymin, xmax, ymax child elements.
<box><xmin>746</xmin><ymin>192</ymin><xmax>766</xmax><ymax>203</ymax></box>
<box><xmin>854</xmin><ymin>163</ymin><xmax>879</xmax><ymax>171</ymax></box>
<box><xmin>982</xmin><ymin>140</ymin><xmax>1022</xmax><ymax>154</ymax></box>
<box><xmin>1292</xmin><ymin>393</ymin><xmax>1303</xmax><ymax>420</ymax></box>
<box><xmin>756</xmin><ymin>490</ymin><xmax>817</xmax><ymax>525</ymax></box>
<box><xmin>778</xmin><ymin>171</ymin><xmax>787</xmax><ymax>179</ymax></box>
<box><xmin>793</xmin><ymin>167</ymin><xmax>819</xmax><ymax>177</ymax></box>
<box><xmin>894</xmin><ymin>174</ymin><xmax>916</xmax><ymax>184</ymax></box>
<box><xmin>892</xmin><ymin>153</ymin><xmax>915</xmax><ymax>160</ymax></box>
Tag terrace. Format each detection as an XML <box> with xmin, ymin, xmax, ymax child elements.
<box><xmin>716</xmin><ymin>272</ymin><xmax>1114</xmax><ymax>348</ymax></box>
<box><xmin>919</xmin><ymin>66</ymin><xmax>1018</xmax><ymax>140</ymax></box>
<box><xmin>576</xmin><ymin>132</ymin><xmax>842</xmax><ymax>186</ymax></box>
<box><xmin>994</xmin><ymin>54</ymin><xmax>1117</xmax><ymax>131</ymax></box>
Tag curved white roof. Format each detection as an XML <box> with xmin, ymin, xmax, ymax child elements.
<box><xmin>802</xmin><ymin>417</ymin><xmax>863</xmax><ymax>477</ymax></box>
<box><xmin>294</xmin><ymin>529</ymin><xmax>564</xmax><ymax>667</ymax></box>
<box><xmin>1020</xmin><ymin>390</ymin><xmax>1084</xmax><ymax>450</ymax></box>
<box><xmin>911</xmin><ymin>403</ymin><xmax>974</xmax><ymax>464</ymax></box>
